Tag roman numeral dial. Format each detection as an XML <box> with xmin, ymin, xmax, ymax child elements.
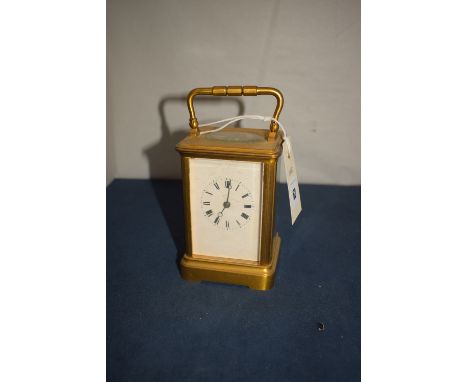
<box><xmin>201</xmin><ymin>177</ymin><xmax>255</xmax><ymax>230</ymax></box>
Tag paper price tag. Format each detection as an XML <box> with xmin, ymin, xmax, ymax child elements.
<box><xmin>282</xmin><ymin>136</ymin><xmax>302</xmax><ymax>224</ymax></box>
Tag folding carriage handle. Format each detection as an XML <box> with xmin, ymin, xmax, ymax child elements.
<box><xmin>187</xmin><ymin>86</ymin><xmax>284</xmax><ymax>138</ymax></box>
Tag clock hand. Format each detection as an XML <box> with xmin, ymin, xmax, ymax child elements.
<box><xmin>217</xmin><ymin>200</ymin><xmax>228</xmax><ymax>216</ymax></box>
<box><xmin>217</xmin><ymin>181</ymin><xmax>233</xmax><ymax>216</ymax></box>
<box><xmin>223</xmin><ymin>182</ymin><xmax>232</xmax><ymax>208</ymax></box>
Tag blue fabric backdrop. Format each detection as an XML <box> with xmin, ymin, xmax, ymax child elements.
<box><xmin>107</xmin><ymin>179</ymin><xmax>360</xmax><ymax>381</ymax></box>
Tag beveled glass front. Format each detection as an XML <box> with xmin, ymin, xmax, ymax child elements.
<box><xmin>189</xmin><ymin>157</ymin><xmax>263</xmax><ymax>262</ymax></box>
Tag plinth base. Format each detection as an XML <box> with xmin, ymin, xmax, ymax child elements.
<box><xmin>180</xmin><ymin>233</ymin><xmax>281</xmax><ymax>290</ymax></box>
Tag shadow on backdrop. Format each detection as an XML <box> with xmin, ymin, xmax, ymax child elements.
<box><xmin>144</xmin><ymin>95</ymin><xmax>245</xmax><ymax>263</ymax></box>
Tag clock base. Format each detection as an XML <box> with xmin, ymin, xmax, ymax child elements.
<box><xmin>180</xmin><ymin>233</ymin><xmax>281</xmax><ymax>291</ymax></box>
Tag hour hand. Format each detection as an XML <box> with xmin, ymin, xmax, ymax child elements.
<box><xmin>224</xmin><ymin>179</ymin><xmax>232</xmax><ymax>202</ymax></box>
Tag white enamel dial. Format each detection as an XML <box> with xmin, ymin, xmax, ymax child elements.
<box><xmin>201</xmin><ymin>177</ymin><xmax>254</xmax><ymax>230</ymax></box>
<box><xmin>189</xmin><ymin>158</ymin><xmax>263</xmax><ymax>262</ymax></box>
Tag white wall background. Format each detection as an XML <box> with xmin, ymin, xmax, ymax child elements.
<box><xmin>107</xmin><ymin>0</ymin><xmax>360</xmax><ymax>185</ymax></box>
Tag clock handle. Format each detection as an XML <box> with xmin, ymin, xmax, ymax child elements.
<box><xmin>187</xmin><ymin>86</ymin><xmax>284</xmax><ymax>138</ymax></box>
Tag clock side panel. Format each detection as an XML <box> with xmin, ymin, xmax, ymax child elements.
<box><xmin>181</xmin><ymin>156</ymin><xmax>193</xmax><ymax>256</ymax></box>
<box><xmin>259</xmin><ymin>158</ymin><xmax>279</xmax><ymax>265</ymax></box>
<box><xmin>188</xmin><ymin>157</ymin><xmax>263</xmax><ymax>262</ymax></box>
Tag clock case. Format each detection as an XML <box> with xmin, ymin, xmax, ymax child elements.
<box><xmin>175</xmin><ymin>86</ymin><xmax>284</xmax><ymax>290</ymax></box>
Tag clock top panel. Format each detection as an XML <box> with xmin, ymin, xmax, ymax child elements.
<box><xmin>176</xmin><ymin>127</ymin><xmax>284</xmax><ymax>159</ymax></box>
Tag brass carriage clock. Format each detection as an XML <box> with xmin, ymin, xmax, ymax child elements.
<box><xmin>176</xmin><ymin>86</ymin><xmax>284</xmax><ymax>290</ymax></box>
